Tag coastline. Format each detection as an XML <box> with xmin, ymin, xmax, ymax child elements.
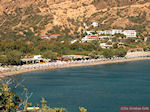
<box><xmin>1</xmin><ymin>56</ymin><xmax>150</xmax><ymax>79</ymax></box>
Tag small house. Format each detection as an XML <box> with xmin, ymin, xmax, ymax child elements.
<box><xmin>40</xmin><ymin>34</ymin><xmax>61</xmax><ymax>40</ymax></box>
<box><xmin>112</xmin><ymin>29</ymin><xmax>123</xmax><ymax>35</ymax></box>
<box><xmin>82</xmin><ymin>35</ymin><xmax>99</xmax><ymax>42</ymax></box>
<box><xmin>91</xmin><ymin>22</ymin><xmax>98</xmax><ymax>27</ymax></box>
<box><xmin>63</xmin><ymin>55</ymin><xmax>89</xmax><ymax>60</ymax></box>
<box><xmin>123</xmin><ymin>30</ymin><xmax>136</xmax><ymax>38</ymax></box>
<box><xmin>135</xmin><ymin>39</ymin><xmax>142</xmax><ymax>42</ymax></box>
<box><xmin>50</xmin><ymin>34</ymin><xmax>61</xmax><ymax>38</ymax></box>
<box><xmin>100</xmin><ymin>43</ymin><xmax>112</xmax><ymax>49</ymax></box>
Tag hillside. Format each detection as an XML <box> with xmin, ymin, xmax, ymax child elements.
<box><xmin>93</xmin><ymin>0</ymin><xmax>150</xmax><ymax>9</ymax></box>
<box><xmin>0</xmin><ymin>0</ymin><xmax>150</xmax><ymax>39</ymax></box>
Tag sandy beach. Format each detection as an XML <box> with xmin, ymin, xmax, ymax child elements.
<box><xmin>1</xmin><ymin>55</ymin><xmax>150</xmax><ymax>79</ymax></box>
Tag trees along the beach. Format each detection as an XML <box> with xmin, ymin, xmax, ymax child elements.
<box><xmin>112</xmin><ymin>43</ymin><xmax>118</xmax><ymax>49</ymax></box>
<box><xmin>114</xmin><ymin>48</ymin><xmax>127</xmax><ymax>57</ymax></box>
<box><xmin>88</xmin><ymin>41</ymin><xmax>103</xmax><ymax>58</ymax></box>
<box><xmin>102</xmin><ymin>48</ymin><xmax>127</xmax><ymax>58</ymax></box>
<box><xmin>42</xmin><ymin>51</ymin><xmax>57</xmax><ymax>60</ymax></box>
<box><xmin>6</xmin><ymin>50</ymin><xmax>22</xmax><ymax>65</ymax></box>
<box><xmin>0</xmin><ymin>55</ymin><xmax>7</xmax><ymax>65</ymax></box>
<box><xmin>88</xmin><ymin>51</ymin><xmax>98</xmax><ymax>59</ymax></box>
<box><xmin>102</xmin><ymin>49</ymin><xmax>114</xmax><ymax>59</ymax></box>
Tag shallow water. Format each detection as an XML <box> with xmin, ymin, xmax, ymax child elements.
<box><xmin>11</xmin><ymin>60</ymin><xmax>150</xmax><ymax>112</ymax></box>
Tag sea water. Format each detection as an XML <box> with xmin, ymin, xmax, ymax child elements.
<box><xmin>11</xmin><ymin>60</ymin><xmax>150</xmax><ymax>112</ymax></box>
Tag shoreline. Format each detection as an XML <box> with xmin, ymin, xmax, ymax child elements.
<box><xmin>1</xmin><ymin>57</ymin><xmax>150</xmax><ymax>79</ymax></box>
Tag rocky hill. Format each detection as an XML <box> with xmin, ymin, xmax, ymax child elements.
<box><xmin>0</xmin><ymin>0</ymin><xmax>150</xmax><ymax>39</ymax></box>
<box><xmin>93</xmin><ymin>0</ymin><xmax>149</xmax><ymax>9</ymax></box>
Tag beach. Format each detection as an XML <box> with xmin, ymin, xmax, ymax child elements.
<box><xmin>1</xmin><ymin>51</ymin><xmax>150</xmax><ymax>79</ymax></box>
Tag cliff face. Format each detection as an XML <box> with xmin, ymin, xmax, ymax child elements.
<box><xmin>0</xmin><ymin>0</ymin><xmax>149</xmax><ymax>38</ymax></box>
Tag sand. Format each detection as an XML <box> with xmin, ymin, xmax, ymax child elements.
<box><xmin>1</xmin><ymin>56</ymin><xmax>150</xmax><ymax>79</ymax></box>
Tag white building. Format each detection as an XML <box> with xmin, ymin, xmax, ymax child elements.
<box><xmin>82</xmin><ymin>29</ymin><xmax>137</xmax><ymax>43</ymax></box>
<box><xmin>100</xmin><ymin>43</ymin><xmax>112</xmax><ymax>49</ymax></box>
<box><xmin>81</xmin><ymin>35</ymin><xmax>112</xmax><ymax>42</ymax></box>
<box><xmin>97</xmin><ymin>31</ymin><xmax>105</xmax><ymax>35</ymax></box>
<box><xmin>112</xmin><ymin>29</ymin><xmax>123</xmax><ymax>35</ymax></box>
<box><xmin>83</xmin><ymin>23</ymin><xmax>88</xmax><ymax>29</ymax></box>
<box><xmin>99</xmin><ymin>36</ymin><xmax>111</xmax><ymax>40</ymax></box>
<box><xmin>83</xmin><ymin>23</ymin><xmax>86</xmax><ymax>27</ymax></box>
<box><xmin>123</xmin><ymin>30</ymin><xmax>136</xmax><ymax>37</ymax></box>
<box><xmin>33</xmin><ymin>55</ymin><xmax>42</xmax><ymax>59</ymax></box>
<box><xmin>91</xmin><ymin>22</ymin><xmax>98</xmax><ymax>27</ymax></box>
<box><xmin>21</xmin><ymin>55</ymin><xmax>44</xmax><ymax>64</ymax></box>
<box><xmin>86</xmin><ymin>31</ymin><xmax>93</xmax><ymax>35</ymax></box>
<box><xmin>97</xmin><ymin>30</ymin><xmax>112</xmax><ymax>35</ymax></box>
<box><xmin>63</xmin><ymin>55</ymin><xmax>89</xmax><ymax>60</ymax></box>
<box><xmin>71</xmin><ymin>39</ymin><xmax>78</xmax><ymax>44</ymax></box>
<box><xmin>82</xmin><ymin>36</ymin><xmax>91</xmax><ymax>42</ymax></box>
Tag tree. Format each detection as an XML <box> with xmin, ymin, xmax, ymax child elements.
<box><xmin>88</xmin><ymin>50</ymin><xmax>100</xmax><ymax>59</ymax></box>
<box><xmin>115</xmin><ymin>48</ymin><xmax>127</xmax><ymax>57</ymax></box>
<box><xmin>114</xmin><ymin>33</ymin><xmax>126</xmax><ymax>38</ymax></box>
<box><xmin>39</xmin><ymin>97</ymin><xmax>66</xmax><ymax>112</ymax></box>
<box><xmin>113</xmin><ymin>43</ymin><xmax>118</xmax><ymax>49</ymax></box>
<box><xmin>0</xmin><ymin>83</ymin><xmax>21</xmax><ymax>112</ymax></box>
<box><xmin>0</xmin><ymin>55</ymin><xmax>7</xmax><ymax>65</ymax></box>
<box><xmin>42</xmin><ymin>51</ymin><xmax>57</xmax><ymax>60</ymax></box>
<box><xmin>79</xmin><ymin>107</ymin><xmax>87</xmax><ymax>112</ymax></box>
<box><xmin>90</xmin><ymin>40</ymin><xmax>101</xmax><ymax>51</ymax></box>
<box><xmin>6</xmin><ymin>50</ymin><xmax>22</xmax><ymax>65</ymax></box>
<box><xmin>0</xmin><ymin>82</ymin><xmax>87</xmax><ymax>112</ymax></box>
<box><xmin>103</xmin><ymin>49</ymin><xmax>114</xmax><ymax>58</ymax></box>
<box><xmin>124</xmin><ymin>38</ymin><xmax>135</xmax><ymax>44</ymax></box>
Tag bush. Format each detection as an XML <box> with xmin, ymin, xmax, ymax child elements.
<box><xmin>114</xmin><ymin>48</ymin><xmax>127</xmax><ymax>57</ymax></box>
<box><xmin>0</xmin><ymin>83</ymin><xmax>21</xmax><ymax>112</ymax></box>
<box><xmin>128</xmin><ymin>11</ymin><xmax>146</xmax><ymax>23</ymax></box>
<box><xmin>6</xmin><ymin>50</ymin><xmax>22</xmax><ymax>65</ymax></box>
<box><xmin>0</xmin><ymin>83</ymin><xmax>88</xmax><ymax>112</ymax></box>
<box><xmin>103</xmin><ymin>49</ymin><xmax>114</xmax><ymax>58</ymax></box>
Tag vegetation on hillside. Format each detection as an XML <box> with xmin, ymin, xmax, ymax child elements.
<box><xmin>0</xmin><ymin>35</ymin><xmax>131</xmax><ymax>65</ymax></box>
<box><xmin>0</xmin><ymin>0</ymin><xmax>150</xmax><ymax>38</ymax></box>
<box><xmin>0</xmin><ymin>4</ymin><xmax>53</xmax><ymax>39</ymax></box>
<box><xmin>0</xmin><ymin>0</ymin><xmax>149</xmax><ymax>66</ymax></box>
<box><xmin>93</xmin><ymin>0</ymin><xmax>150</xmax><ymax>9</ymax></box>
